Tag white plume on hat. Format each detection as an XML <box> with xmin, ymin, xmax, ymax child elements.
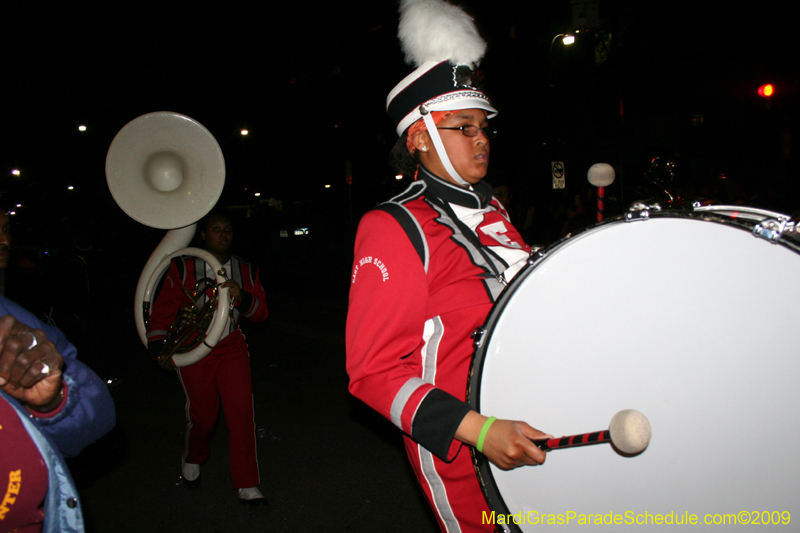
<box><xmin>398</xmin><ymin>0</ymin><xmax>487</xmax><ymax>67</ymax></box>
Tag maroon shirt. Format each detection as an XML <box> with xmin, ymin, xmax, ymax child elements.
<box><xmin>0</xmin><ymin>396</ymin><xmax>49</xmax><ymax>532</ymax></box>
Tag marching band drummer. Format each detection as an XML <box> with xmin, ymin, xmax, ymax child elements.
<box><xmin>346</xmin><ymin>1</ymin><xmax>551</xmax><ymax>531</ymax></box>
<box><xmin>146</xmin><ymin>212</ymin><xmax>269</xmax><ymax>508</ymax></box>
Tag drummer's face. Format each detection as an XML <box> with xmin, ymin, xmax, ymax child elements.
<box><xmin>417</xmin><ymin>109</ymin><xmax>490</xmax><ymax>186</ymax></box>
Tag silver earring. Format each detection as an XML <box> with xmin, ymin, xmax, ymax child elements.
<box><xmin>421</xmin><ymin>146</ymin><xmax>428</xmax><ymax>152</ymax></box>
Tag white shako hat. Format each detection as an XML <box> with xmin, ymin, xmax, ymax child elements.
<box><xmin>386</xmin><ymin>0</ymin><xmax>498</xmax><ymax>137</ymax></box>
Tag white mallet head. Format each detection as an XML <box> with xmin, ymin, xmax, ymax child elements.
<box><xmin>587</xmin><ymin>162</ymin><xmax>616</xmax><ymax>187</ymax></box>
<box><xmin>609</xmin><ymin>409</ymin><xmax>651</xmax><ymax>454</ymax></box>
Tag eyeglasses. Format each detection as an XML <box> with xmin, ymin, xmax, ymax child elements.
<box><xmin>437</xmin><ymin>125</ymin><xmax>497</xmax><ymax>139</ymax></box>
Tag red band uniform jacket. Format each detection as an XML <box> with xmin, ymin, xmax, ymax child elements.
<box><xmin>347</xmin><ymin>166</ymin><xmax>530</xmax><ymax>461</ymax></box>
<box><xmin>146</xmin><ymin>255</ymin><xmax>268</xmax><ymax>349</ymax></box>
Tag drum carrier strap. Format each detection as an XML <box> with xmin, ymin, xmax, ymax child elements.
<box><xmin>376</xmin><ymin>198</ymin><xmax>509</xmax><ymax>285</ymax></box>
<box><xmin>376</xmin><ymin>202</ymin><xmax>429</xmax><ymax>273</ymax></box>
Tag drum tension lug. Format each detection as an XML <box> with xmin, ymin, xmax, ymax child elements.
<box><xmin>625</xmin><ymin>202</ymin><xmax>661</xmax><ymax>222</ymax></box>
<box><xmin>472</xmin><ymin>326</ymin><xmax>486</xmax><ymax>349</ymax></box>
<box><xmin>529</xmin><ymin>247</ymin><xmax>545</xmax><ymax>264</ymax></box>
<box><xmin>753</xmin><ymin>217</ymin><xmax>796</xmax><ymax>243</ymax></box>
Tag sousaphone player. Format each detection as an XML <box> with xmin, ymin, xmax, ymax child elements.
<box><xmin>105</xmin><ymin>112</ymin><xmax>268</xmax><ymax>508</ymax></box>
<box><xmin>147</xmin><ymin>211</ymin><xmax>268</xmax><ymax>507</ymax></box>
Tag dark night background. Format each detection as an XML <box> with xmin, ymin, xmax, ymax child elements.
<box><xmin>1</xmin><ymin>2</ymin><xmax>798</xmax><ymax>531</ymax></box>
<box><xmin>3</xmin><ymin>1</ymin><xmax>798</xmax><ymax>290</ymax></box>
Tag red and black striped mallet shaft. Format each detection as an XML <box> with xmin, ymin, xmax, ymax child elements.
<box><xmin>537</xmin><ymin>429</ymin><xmax>612</xmax><ymax>451</ymax></box>
<box><xmin>597</xmin><ymin>187</ymin><xmax>607</xmax><ymax>222</ymax></box>
<box><xmin>587</xmin><ymin>163</ymin><xmax>616</xmax><ymax>223</ymax></box>
<box><xmin>534</xmin><ymin>409</ymin><xmax>651</xmax><ymax>455</ymax></box>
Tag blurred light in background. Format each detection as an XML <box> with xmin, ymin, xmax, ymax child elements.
<box><xmin>758</xmin><ymin>83</ymin><xmax>775</xmax><ymax>98</ymax></box>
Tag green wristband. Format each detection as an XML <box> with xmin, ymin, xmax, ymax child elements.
<box><xmin>476</xmin><ymin>416</ymin><xmax>498</xmax><ymax>454</ymax></box>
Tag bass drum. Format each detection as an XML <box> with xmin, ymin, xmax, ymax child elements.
<box><xmin>469</xmin><ymin>206</ymin><xmax>800</xmax><ymax>532</ymax></box>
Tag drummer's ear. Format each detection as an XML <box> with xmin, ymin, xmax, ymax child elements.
<box><xmin>410</xmin><ymin>129</ymin><xmax>431</xmax><ymax>156</ymax></box>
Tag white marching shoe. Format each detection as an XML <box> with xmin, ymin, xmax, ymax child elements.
<box><xmin>181</xmin><ymin>459</ymin><xmax>201</xmax><ymax>489</ymax></box>
<box><xmin>238</xmin><ymin>487</ymin><xmax>267</xmax><ymax>508</ymax></box>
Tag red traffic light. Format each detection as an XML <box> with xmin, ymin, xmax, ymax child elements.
<box><xmin>758</xmin><ymin>84</ymin><xmax>775</xmax><ymax>98</ymax></box>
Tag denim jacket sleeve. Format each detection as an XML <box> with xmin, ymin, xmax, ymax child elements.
<box><xmin>0</xmin><ymin>295</ymin><xmax>116</xmax><ymax>458</ymax></box>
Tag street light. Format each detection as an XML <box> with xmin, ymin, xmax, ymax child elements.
<box><xmin>551</xmin><ymin>33</ymin><xmax>576</xmax><ymax>50</ymax></box>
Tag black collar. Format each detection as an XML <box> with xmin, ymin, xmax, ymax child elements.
<box><xmin>418</xmin><ymin>165</ymin><xmax>492</xmax><ymax>210</ymax></box>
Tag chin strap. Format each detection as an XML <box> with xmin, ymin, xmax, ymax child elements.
<box><xmin>422</xmin><ymin>110</ymin><xmax>470</xmax><ymax>186</ymax></box>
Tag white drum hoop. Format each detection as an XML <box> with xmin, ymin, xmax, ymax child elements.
<box><xmin>468</xmin><ymin>207</ymin><xmax>800</xmax><ymax>532</ymax></box>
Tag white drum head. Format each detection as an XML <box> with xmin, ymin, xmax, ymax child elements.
<box><xmin>470</xmin><ymin>213</ymin><xmax>800</xmax><ymax>531</ymax></box>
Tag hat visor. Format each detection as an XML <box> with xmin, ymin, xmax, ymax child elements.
<box><xmin>396</xmin><ymin>95</ymin><xmax>497</xmax><ymax>136</ymax></box>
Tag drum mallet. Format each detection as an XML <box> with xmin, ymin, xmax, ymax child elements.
<box><xmin>534</xmin><ymin>409</ymin><xmax>651</xmax><ymax>455</ymax></box>
<box><xmin>587</xmin><ymin>163</ymin><xmax>616</xmax><ymax>222</ymax></box>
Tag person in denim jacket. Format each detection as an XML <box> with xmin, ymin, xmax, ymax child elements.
<box><xmin>0</xmin><ymin>295</ymin><xmax>115</xmax><ymax>533</ymax></box>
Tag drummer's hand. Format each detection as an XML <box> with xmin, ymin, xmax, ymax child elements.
<box><xmin>482</xmin><ymin>419</ymin><xmax>552</xmax><ymax>470</ymax></box>
<box><xmin>457</xmin><ymin>411</ymin><xmax>552</xmax><ymax>470</ymax></box>
<box><xmin>0</xmin><ymin>315</ymin><xmax>64</xmax><ymax>412</ymax></box>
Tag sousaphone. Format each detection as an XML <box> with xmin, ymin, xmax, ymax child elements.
<box><xmin>106</xmin><ymin>111</ymin><xmax>230</xmax><ymax>367</ymax></box>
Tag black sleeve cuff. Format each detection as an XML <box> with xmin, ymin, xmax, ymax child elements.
<box><xmin>147</xmin><ymin>340</ymin><xmax>165</xmax><ymax>359</ymax></box>
<box><xmin>411</xmin><ymin>388</ymin><xmax>472</xmax><ymax>461</ymax></box>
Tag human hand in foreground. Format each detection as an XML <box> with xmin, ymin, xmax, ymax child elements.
<box><xmin>457</xmin><ymin>410</ymin><xmax>552</xmax><ymax>470</ymax></box>
<box><xmin>0</xmin><ymin>315</ymin><xmax>64</xmax><ymax>412</ymax></box>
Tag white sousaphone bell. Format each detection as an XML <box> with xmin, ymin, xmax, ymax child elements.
<box><xmin>106</xmin><ymin>111</ymin><xmax>230</xmax><ymax>367</ymax></box>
